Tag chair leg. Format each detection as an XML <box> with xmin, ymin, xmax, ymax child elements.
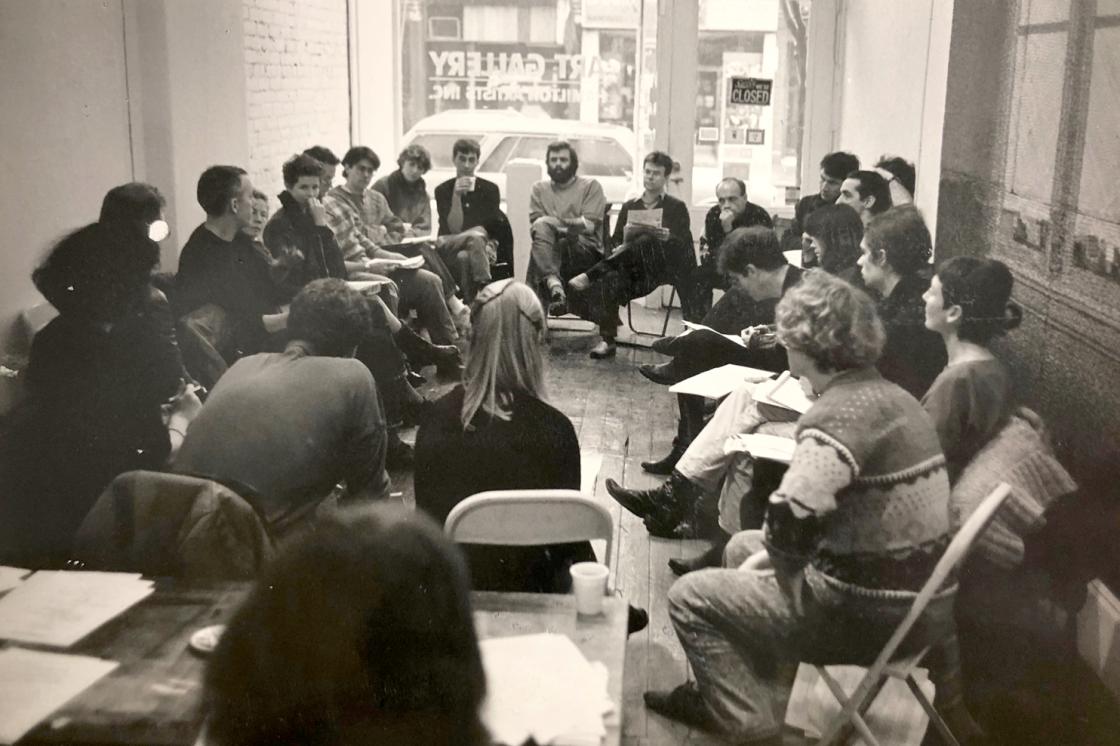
<box><xmin>905</xmin><ymin>674</ymin><xmax>961</xmax><ymax>746</ymax></box>
<box><xmin>817</xmin><ymin>667</ymin><xmax>883</xmax><ymax>746</ymax></box>
<box><xmin>660</xmin><ymin>286</ymin><xmax>677</xmax><ymax>337</ymax></box>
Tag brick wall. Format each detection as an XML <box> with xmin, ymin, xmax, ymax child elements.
<box><xmin>242</xmin><ymin>0</ymin><xmax>351</xmax><ymax>201</ymax></box>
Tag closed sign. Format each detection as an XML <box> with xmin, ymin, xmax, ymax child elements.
<box><xmin>728</xmin><ymin>77</ymin><xmax>772</xmax><ymax>106</ymax></box>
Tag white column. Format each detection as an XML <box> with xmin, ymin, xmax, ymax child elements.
<box><xmin>504</xmin><ymin>158</ymin><xmax>545</xmax><ymax>284</ymax></box>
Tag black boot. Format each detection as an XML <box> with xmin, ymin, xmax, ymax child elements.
<box><xmin>605</xmin><ymin>470</ymin><xmax>702</xmax><ymax>538</ymax></box>
<box><xmin>386</xmin><ymin>429</ymin><xmax>414</xmax><ymax>470</ymax></box>
<box><xmin>668</xmin><ymin>529</ymin><xmax>731</xmax><ymax>576</ymax></box>
<box><xmin>395</xmin><ymin>324</ymin><xmax>461</xmax><ymax>369</ymax></box>
<box><xmin>641</xmin><ymin>444</ymin><xmax>686</xmax><ymax>475</ymax></box>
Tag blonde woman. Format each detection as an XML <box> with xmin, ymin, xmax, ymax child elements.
<box><xmin>414</xmin><ymin>278</ymin><xmax>594</xmax><ymax>593</ymax></box>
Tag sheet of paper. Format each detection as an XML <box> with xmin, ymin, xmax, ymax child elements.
<box><xmin>345</xmin><ymin>279</ymin><xmax>387</xmax><ymax>293</ymax></box>
<box><xmin>392</xmin><ymin>255</ymin><xmax>426</xmax><ymax>270</ymax></box>
<box><xmin>669</xmin><ymin>364</ymin><xmax>774</xmax><ymax>399</ymax></box>
<box><xmin>755</xmin><ymin>371</ymin><xmax>815</xmax><ymax>415</ymax></box>
<box><xmin>680</xmin><ymin>320</ymin><xmax>747</xmax><ymax>348</ymax></box>
<box><xmin>625</xmin><ymin>207</ymin><xmax>663</xmax><ymax>227</ymax></box>
<box><xmin>0</xmin><ymin>571</ymin><xmax>153</xmax><ymax>648</ymax></box>
<box><xmin>723</xmin><ymin>433</ymin><xmax>798</xmax><ymax>464</ymax></box>
<box><xmin>397</xmin><ymin>235</ymin><xmax>433</xmax><ymax>245</ymax></box>
<box><xmin>0</xmin><ymin>648</ymin><xmax>119</xmax><ymax>744</ymax></box>
<box><xmin>479</xmin><ymin>633</ymin><xmax>612</xmax><ymax>746</ymax></box>
<box><xmin>0</xmin><ymin>567</ymin><xmax>31</xmax><ymax>594</ymax></box>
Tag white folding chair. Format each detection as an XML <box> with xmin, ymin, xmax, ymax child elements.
<box><xmin>444</xmin><ymin>489</ymin><xmax>614</xmax><ymax>572</ymax></box>
<box><xmin>814</xmin><ymin>482</ymin><xmax>1013</xmax><ymax>746</ymax></box>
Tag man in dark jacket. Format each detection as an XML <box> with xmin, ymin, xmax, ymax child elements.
<box><xmin>693</xmin><ymin>177</ymin><xmax>773</xmax><ymax>316</ymax></box>
<box><xmin>780</xmin><ymin>151</ymin><xmax>860</xmax><ymax>257</ymax></box>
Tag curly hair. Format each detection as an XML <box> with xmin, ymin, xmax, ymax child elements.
<box><xmin>282</xmin><ymin>153</ymin><xmax>325</xmax><ymax>188</ymax></box>
<box><xmin>397</xmin><ymin>143</ymin><xmax>432</xmax><ymax>172</ymax></box>
<box><xmin>546</xmin><ymin>140</ymin><xmax>579</xmax><ymax>171</ymax></box>
<box><xmin>776</xmin><ymin>269</ymin><xmax>885</xmax><ymax>372</ymax></box>
<box><xmin>937</xmin><ymin>256</ymin><xmax>1023</xmax><ymax>344</ymax></box>
<box><xmin>864</xmin><ymin>206</ymin><xmax>932</xmax><ymax>276</ymax></box>
<box><xmin>205</xmin><ymin>505</ymin><xmax>487</xmax><ymax>746</ymax></box>
<box><xmin>288</xmin><ymin>278</ymin><xmax>373</xmax><ymax>356</ymax></box>
<box><xmin>804</xmin><ymin>203</ymin><xmax>863</xmax><ymax>276</ymax></box>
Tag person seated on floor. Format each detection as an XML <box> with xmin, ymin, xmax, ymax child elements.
<box><xmin>0</xmin><ymin>221</ymin><xmax>198</xmax><ymax>567</ymax></box>
<box><xmin>433</xmin><ymin>138</ymin><xmax>513</xmax><ymax>303</ymax></box>
<box><xmin>781</xmin><ymin>150</ymin><xmax>860</xmax><ymax>256</ymax></box>
<box><xmin>642</xmin><ymin>270</ymin><xmax>963</xmax><ymax>743</ymax></box>
<box><xmin>526</xmin><ymin>140</ymin><xmax>616</xmax><ymax>358</ymax></box>
<box><xmin>204</xmin><ymin>505</ymin><xmax>488</xmax><ymax>746</ymax></box>
<box><xmin>692</xmin><ymin>176</ymin><xmax>774</xmax><ymax>317</ymax></box>
<box><xmin>635</xmin><ymin>227</ymin><xmax>802</xmax><ymax>478</ymax></box>
<box><xmin>837</xmin><ymin>168</ymin><xmax>892</xmax><ymax>227</ymax></box>
<box><xmin>567</xmin><ymin>150</ymin><xmax>702</xmax><ymax>326</ymax></box>
<box><xmin>175</xmin><ymin>278</ymin><xmax>391</xmax><ymax>538</ymax></box>
<box><xmin>176</xmin><ymin>166</ymin><xmax>290</xmax><ymax>387</ymax></box>
<box><xmin>324</xmin><ymin>146</ymin><xmax>464</xmax><ymax>373</ymax></box>
<box><xmin>921</xmin><ymin>256</ymin><xmax>1021</xmax><ymax>483</ymax></box>
<box><xmin>875</xmin><ymin>153</ymin><xmax>916</xmax><ymax>207</ymax></box>
<box><xmin>858</xmin><ymin>205</ymin><xmax>947</xmax><ymax>398</ymax></box>
<box><xmin>372</xmin><ymin>143</ymin><xmax>433</xmax><ymax>238</ymax></box>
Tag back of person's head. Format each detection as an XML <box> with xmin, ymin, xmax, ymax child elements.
<box><xmin>282</xmin><ymin>154</ymin><xmax>326</xmax><ymax>189</ymax></box>
<box><xmin>804</xmin><ymin>203</ymin><xmax>863</xmax><ymax>276</ymax></box>
<box><xmin>463</xmin><ymin>279</ymin><xmax>546</xmax><ymax>429</ymax></box>
<box><xmin>397</xmin><ymin>144</ymin><xmax>432</xmax><ymax>172</ymax></box>
<box><xmin>342</xmin><ymin>145</ymin><xmax>380</xmax><ymax>171</ymax></box>
<box><xmin>864</xmin><ymin>205</ymin><xmax>933</xmax><ymax>276</ymax></box>
<box><xmin>718</xmin><ymin>226</ymin><xmax>785</xmax><ymax>276</ymax></box>
<box><xmin>820</xmin><ymin>151</ymin><xmax>860</xmax><ymax>181</ymax></box>
<box><xmin>98</xmin><ymin>182</ymin><xmax>166</xmax><ymax>257</ymax></box>
<box><xmin>849</xmin><ymin>170</ymin><xmax>892</xmax><ymax>215</ymax></box>
<box><xmin>452</xmin><ymin>138</ymin><xmax>481</xmax><ymax>159</ymax></box>
<box><xmin>288</xmin><ymin>278</ymin><xmax>373</xmax><ymax>357</ymax></box>
<box><xmin>875</xmin><ymin>155</ymin><xmax>916</xmax><ymax>198</ymax></box>
<box><xmin>546</xmin><ymin>140</ymin><xmax>579</xmax><ymax>170</ymax></box>
<box><xmin>32</xmin><ymin>221</ymin><xmax>157</xmax><ymax>322</ymax></box>
<box><xmin>197</xmin><ymin>166</ymin><xmax>248</xmax><ymax>217</ymax></box>
<box><xmin>204</xmin><ymin>505</ymin><xmax>487</xmax><ymax>746</ymax></box>
<box><xmin>643</xmin><ymin>150</ymin><xmax>673</xmax><ymax>175</ymax></box>
<box><xmin>776</xmin><ymin>269</ymin><xmax>885</xmax><ymax>373</ymax></box>
<box><xmin>936</xmin><ymin>256</ymin><xmax>1022</xmax><ymax>344</ymax></box>
<box><xmin>302</xmin><ymin>145</ymin><xmax>340</xmax><ymax>166</ymax></box>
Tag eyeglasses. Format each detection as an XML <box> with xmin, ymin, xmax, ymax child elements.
<box><xmin>471</xmin><ymin>278</ymin><xmax>544</xmax><ymax>331</ymax></box>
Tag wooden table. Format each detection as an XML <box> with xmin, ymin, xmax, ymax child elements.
<box><xmin>17</xmin><ymin>582</ymin><xmax>628</xmax><ymax>746</ymax></box>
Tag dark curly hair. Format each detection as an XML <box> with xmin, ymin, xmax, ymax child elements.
<box><xmin>936</xmin><ymin>256</ymin><xmax>1022</xmax><ymax>344</ymax></box>
<box><xmin>282</xmin><ymin>153</ymin><xmax>326</xmax><ymax>189</ymax></box>
<box><xmin>204</xmin><ymin>505</ymin><xmax>488</xmax><ymax>746</ymax></box>
<box><xmin>864</xmin><ymin>206</ymin><xmax>933</xmax><ymax>276</ymax></box>
<box><xmin>288</xmin><ymin>278</ymin><xmax>373</xmax><ymax>356</ymax></box>
<box><xmin>546</xmin><ymin>140</ymin><xmax>579</xmax><ymax>171</ymax></box>
<box><xmin>32</xmin><ymin>221</ymin><xmax>156</xmax><ymax>322</ymax></box>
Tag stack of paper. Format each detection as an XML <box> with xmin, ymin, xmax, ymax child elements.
<box><xmin>723</xmin><ymin>433</ymin><xmax>798</xmax><ymax>464</ymax></box>
<box><xmin>0</xmin><ymin>648</ymin><xmax>118</xmax><ymax>744</ymax></box>
<box><xmin>0</xmin><ymin>566</ymin><xmax>30</xmax><ymax>594</ymax></box>
<box><xmin>669</xmin><ymin>364</ymin><xmax>774</xmax><ymax>399</ymax></box>
<box><xmin>0</xmin><ymin>571</ymin><xmax>154</xmax><ymax>648</ymax></box>
<box><xmin>479</xmin><ymin>633</ymin><xmax>613</xmax><ymax>745</ymax></box>
<box><xmin>754</xmin><ymin>371</ymin><xmax>815</xmax><ymax>414</ymax></box>
<box><xmin>680</xmin><ymin>320</ymin><xmax>747</xmax><ymax>348</ymax></box>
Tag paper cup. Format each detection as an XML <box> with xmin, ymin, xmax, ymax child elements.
<box><xmin>461</xmin><ymin>176</ymin><xmax>477</xmax><ymax>191</ymax></box>
<box><xmin>570</xmin><ymin>561</ymin><xmax>609</xmax><ymax>615</ymax></box>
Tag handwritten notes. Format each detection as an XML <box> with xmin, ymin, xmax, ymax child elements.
<box><xmin>0</xmin><ymin>572</ymin><xmax>153</xmax><ymax>648</ymax></box>
<box><xmin>0</xmin><ymin>648</ymin><xmax>118</xmax><ymax>744</ymax></box>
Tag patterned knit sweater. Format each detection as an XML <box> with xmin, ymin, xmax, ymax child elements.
<box><xmin>764</xmin><ymin>367</ymin><xmax>951</xmax><ymax>592</ymax></box>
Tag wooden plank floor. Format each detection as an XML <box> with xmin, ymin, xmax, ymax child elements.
<box><xmin>394</xmin><ymin>301</ymin><xmax>807</xmax><ymax>746</ymax></box>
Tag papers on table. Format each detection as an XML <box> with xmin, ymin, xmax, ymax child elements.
<box><xmin>669</xmin><ymin>363</ymin><xmax>775</xmax><ymax>399</ymax></box>
<box><xmin>0</xmin><ymin>571</ymin><xmax>153</xmax><ymax>648</ymax></box>
<box><xmin>0</xmin><ymin>566</ymin><xmax>30</xmax><ymax>594</ymax></box>
<box><xmin>680</xmin><ymin>320</ymin><xmax>746</xmax><ymax>348</ymax></box>
<box><xmin>0</xmin><ymin>648</ymin><xmax>118</xmax><ymax>744</ymax></box>
<box><xmin>754</xmin><ymin>371</ymin><xmax>815</xmax><ymax>415</ymax></box>
<box><xmin>480</xmin><ymin>633</ymin><xmax>613</xmax><ymax>746</ymax></box>
<box><xmin>625</xmin><ymin>207</ymin><xmax>663</xmax><ymax>227</ymax></box>
<box><xmin>724</xmin><ymin>433</ymin><xmax>798</xmax><ymax>464</ymax></box>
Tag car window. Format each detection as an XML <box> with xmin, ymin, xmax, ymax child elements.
<box><xmin>571</xmin><ymin>138</ymin><xmax>633</xmax><ymax>177</ymax></box>
<box><xmin>479</xmin><ymin>136</ymin><xmax>520</xmax><ymax>173</ymax></box>
<box><xmin>506</xmin><ymin>135</ymin><xmax>556</xmax><ymax>166</ymax></box>
<box><xmin>407</xmin><ymin>134</ymin><xmax>484</xmax><ymax>169</ymax></box>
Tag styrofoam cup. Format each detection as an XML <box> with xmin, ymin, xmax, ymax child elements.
<box><xmin>570</xmin><ymin>561</ymin><xmax>609</xmax><ymax>615</ymax></box>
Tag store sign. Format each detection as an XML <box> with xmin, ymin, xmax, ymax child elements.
<box><xmin>728</xmin><ymin>77</ymin><xmax>772</xmax><ymax>106</ymax></box>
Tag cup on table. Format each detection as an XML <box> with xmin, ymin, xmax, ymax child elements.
<box><xmin>570</xmin><ymin>561</ymin><xmax>610</xmax><ymax>615</ymax></box>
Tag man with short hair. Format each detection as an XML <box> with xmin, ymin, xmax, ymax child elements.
<box><xmin>837</xmin><ymin>169</ymin><xmax>892</xmax><ymax>225</ymax></box>
<box><xmin>373</xmin><ymin>144</ymin><xmax>433</xmax><ymax>237</ymax></box>
<box><xmin>324</xmin><ymin>146</ymin><xmax>461</xmax><ymax>355</ymax></box>
<box><xmin>782</xmin><ymin>151</ymin><xmax>860</xmax><ymax>255</ymax></box>
<box><xmin>175</xmin><ymin>278</ymin><xmax>391</xmax><ymax>536</ymax></box>
<box><xmin>528</xmin><ymin>140</ymin><xmax>611</xmax><ymax>356</ymax></box>
<box><xmin>567</xmin><ymin>151</ymin><xmax>699</xmax><ymax>347</ymax></box>
<box><xmin>176</xmin><ymin>166</ymin><xmax>287</xmax><ymax>386</ymax></box>
<box><xmin>433</xmin><ymin>138</ymin><xmax>511</xmax><ymax>303</ymax></box>
<box><xmin>693</xmin><ymin>177</ymin><xmax>773</xmax><ymax>316</ymax></box>
<box><xmin>303</xmin><ymin>145</ymin><xmax>341</xmax><ymax>199</ymax></box>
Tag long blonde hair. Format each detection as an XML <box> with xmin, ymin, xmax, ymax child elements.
<box><xmin>461</xmin><ymin>279</ymin><xmax>547</xmax><ymax>429</ymax></box>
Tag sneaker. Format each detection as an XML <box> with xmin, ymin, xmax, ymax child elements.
<box><xmin>589</xmin><ymin>339</ymin><xmax>617</xmax><ymax>359</ymax></box>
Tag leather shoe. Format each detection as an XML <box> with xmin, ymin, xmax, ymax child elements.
<box><xmin>589</xmin><ymin>339</ymin><xmax>617</xmax><ymax>359</ymax></box>
<box><xmin>638</xmin><ymin>361</ymin><xmax>679</xmax><ymax>385</ymax></box>
<box><xmin>405</xmin><ymin>368</ymin><xmax>426</xmax><ymax>388</ymax></box>
<box><xmin>605</xmin><ymin>478</ymin><xmax>656</xmax><ymax>519</ymax></box>
<box><xmin>644</xmin><ymin>683</ymin><xmax>716</xmax><ymax>731</ymax></box>
<box><xmin>641</xmin><ymin>447</ymin><xmax>684</xmax><ymax>475</ymax></box>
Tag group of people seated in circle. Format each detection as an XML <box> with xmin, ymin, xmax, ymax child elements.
<box><xmin>0</xmin><ymin>137</ymin><xmax>1074</xmax><ymax>745</ymax></box>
